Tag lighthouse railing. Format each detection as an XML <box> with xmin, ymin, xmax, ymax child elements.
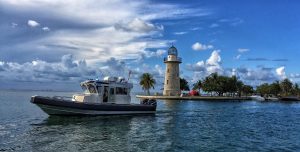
<box><xmin>164</xmin><ymin>57</ymin><xmax>182</xmax><ymax>62</ymax></box>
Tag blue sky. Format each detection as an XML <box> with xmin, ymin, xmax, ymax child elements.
<box><xmin>0</xmin><ymin>0</ymin><xmax>299</xmax><ymax>91</ymax></box>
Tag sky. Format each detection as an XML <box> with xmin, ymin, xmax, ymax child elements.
<box><xmin>0</xmin><ymin>0</ymin><xmax>300</xmax><ymax>91</ymax></box>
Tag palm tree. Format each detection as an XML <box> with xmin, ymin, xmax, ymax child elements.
<box><xmin>193</xmin><ymin>80</ymin><xmax>202</xmax><ymax>92</ymax></box>
<box><xmin>139</xmin><ymin>73</ymin><xmax>156</xmax><ymax>95</ymax></box>
<box><xmin>280</xmin><ymin>78</ymin><xmax>293</xmax><ymax>96</ymax></box>
<box><xmin>180</xmin><ymin>78</ymin><xmax>190</xmax><ymax>91</ymax></box>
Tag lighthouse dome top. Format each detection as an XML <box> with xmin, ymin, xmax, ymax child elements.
<box><xmin>168</xmin><ymin>45</ymin><xmax>178</xmax><ymax>56</ymax></box>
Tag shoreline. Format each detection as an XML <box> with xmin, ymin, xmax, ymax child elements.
<box><xmin>136</xmin><ymin>95</ymin><xmax>251</xmax><ymax>100</ymax></box>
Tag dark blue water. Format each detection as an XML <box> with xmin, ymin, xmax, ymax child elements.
<box><xmin>1</xmin><ymin>90</ymin><xmax>300</xmax><ymax>151</ymax></box>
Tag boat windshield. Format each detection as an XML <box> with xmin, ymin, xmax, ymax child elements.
<box><xmin>87</xmin><ymin>84</ymin><xmax>97</xmax><ymax>93</ymax></box>
<box><xmin>81</xmin><ymin>85</ymin><xmax>89</xmax><ymax>93</ymax></box>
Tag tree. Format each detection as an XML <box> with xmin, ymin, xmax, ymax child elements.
<box><xmin>293</xmin><ymin>83</ymin><xmax>300</xmax><ymax>96</ymax></box>
<box><xmin>227</xmin><ymin>76</ymin><xmax>238</xmax><ymax>96</ymax></box>
<box><xmin>180</xmin><ymin>78</ymin><xmax>190</xmax><ymax>91</ymax></box>
<box><xmin>215</xmin><ymin>75</ymin><xmax>228</xmax><ymax>96</ymax></box>
<box><xmin>202</xmin><ymin>73</ymin><xmax>219</xmax><ymax>96</ymax></box>
<box><xmin>256</xmin><ymin>83</ymin><xmax>270</xmax><ymax>96</ymax></box>
<box><xmin>280</xmin><ymin>78</ymin><xmax>293</xmax><ymax>96</ymax></box>
<box><xmin>241</xmin><ymin>85</ymin><xmax>253</xmax><ymax>96</ymax></box>
<box><xmin>236</xmin><ymin>81</ymin><xmax>244</xmax><ymax>97</ymax></box>
<box><xmin>269</xmin><ymin>81</ymin><xmax>281</xmax><ymax>96</ymax></box>
<box><xmin>139</xmin><ymin>73</ymin><xmax>156</xmax><ymax>95</ymax></box>
<box><xmin>193</xmin><ymin>80</ymin><xmax>202</xmax><ymax>92</ymax></box>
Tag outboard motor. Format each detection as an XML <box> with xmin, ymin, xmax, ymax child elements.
<box><xmin>141</xmin><ymin>99</ymin><xmax>157</xmax><ymax>107</ymax></box>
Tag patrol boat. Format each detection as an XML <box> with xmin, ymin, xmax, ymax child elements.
<box><xmin>31</xmin><ymin>77</ymin><xmax>156</xmax><ymax>115</ymax></box>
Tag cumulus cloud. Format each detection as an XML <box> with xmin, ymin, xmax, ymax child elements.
<box><xmin>0</xmin><ymin>0</ymin><xmax>209</xmax><ymax>63</ymax></box>
<box><xmin>192</xmin><ymin>42</ymin><xmax>213</xmax><ymax>51</ymax></box>
<box><xmin>186</xmin><ymin>50</ymin><xmax>223</xmax><ymax>75</ymax></box>
<box><xmin>0</xmin><ymin>55</ymin><xmax>95</xmax><ymax>83</ymax></box>
<box><xmin>290</xmin><ymin>73</ymin><xmax>300</xmax><ymax>78</ymax></box>
<box><xmin>0</xmin><ymin>55</ymin><xmax>144</xmax><ymax>83</ymax></box>
<box><xmin>206</xmin><ymin>50</ymin><xmax>221</xmax><ymax>65</ymax></box>
<box><xmin>186</xmin><ymin>50</ymin><xmax>285</xmax><ymax>86</ymax></box>
<box><xmin>27</xmin><ymin>20</ymin><xmax>40</xmax><ymax>27</ymax></box>
<box><xmin>142</xmin><ymin>49</ymin><xmax>167</xmax><ymax>59</ymax></box>
<box><xmin>276</xmin><ymin>66</ymin><xmax>286</xmax><ymax>79</ymax></box>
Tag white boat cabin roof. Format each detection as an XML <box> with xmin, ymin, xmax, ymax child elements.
<box><xmin>80</xmin><ymin>77</ymin><xmax>133</xmax><ymax>94</ymax></box>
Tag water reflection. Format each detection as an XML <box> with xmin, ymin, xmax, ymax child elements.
<box><xmin>2</xmin><ymin>89</ymin><xmax>300</xmax><ymax>151</ymax></box>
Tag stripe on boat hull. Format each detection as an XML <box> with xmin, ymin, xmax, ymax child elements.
<box><xmin>38</xmin><ymin>104</ymin><xmax>156</xmax><ymax>115</ymax></box>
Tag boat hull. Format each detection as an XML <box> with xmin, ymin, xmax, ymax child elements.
<box><xmin>31</xmin><ymin>96</ymin><xmax>156</xmax><ymax>116</ymax></box>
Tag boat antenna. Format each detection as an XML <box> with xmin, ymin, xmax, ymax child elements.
<box><xmin>128</xmin><ymin>70</ymin><xmax>132</xmax><ymax>81</ymax></box>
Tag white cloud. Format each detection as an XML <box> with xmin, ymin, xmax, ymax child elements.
<box><xmin>11</xmin><ymin>22</ymin><xmax>18</xmax><ymax>28</ymax></box>
<box><xmin>0</xmin><ymin>0</ymin><xmax>215</xmax><ymax>90</ymax></box>
<box><xmin>237</xmin><ymin>48</ymin><xmax>249</xmax><ymax>53</ymax></box>
<box><xmin>206</xmin><ymin>50</ymin><xmax>221</xmax><ymax>66</ymax></box>
<box><xmin>276</xmin><ymin>66</ymin><xmax>286</xmax><ymax>79</ymax></box>
<box><xmin>192</xmin><ymin>42</ymin><xmax>213</xmax><ymax>51</ymax></box>
<box><xmin>0</xmin><ymin>0</ymin><xmax>209</xmax><ymax>63</ymax></box>
<box><xmin>219</xmin><ymin>18</ymin><xmax>244</xmax><ymax>26</ymax></box>
<box><xmin>155</xmin><ymin>49</ymin><xmax>167</xmax><ymax>56</ymax></box>
<box><xmin>190</xmin><ymin>27</ymin><xmax>202</xmax><ymax>31</ymax></box>
<box><xmin>174</xmin><ymin>32</ymin><xmax>188</xmax><ymax>35</ymax></box>
<box><xmin>143</xmin><ymin>49</ymin><xmax>167</xmax><ymax>58</ymax></box>
<box><xmin>209</xmin><ymin>23</ymin><xmax>219</xmax><ymax>28</ymax></box>
<box><xmin>155</xmin><ymin>64</ymin><xmax>164</xmax><ymax>77</ymax></box>
<box><xmin>42</xmin><ymin>27</ymin><xmax>50</xmax><ymax>31</ymax></box>
<box><xmin>235</xmin><ymin>54</ymin><xmax>241</xmax><ymax>60</ymax></box>
<box><xmin>186</xmin><ymin>50</ymin><xmax>223</xmax><ymax>75</ymax></box>
<box><xmin>0</xmin><ymin>55</ymin><xmax>139</xmax><ymax>83</ymax></box>
<box><xmin>231</xmin><ymin>68</ymin><xmax>236</xmax><ymax>76</ymax></box>
<box><xmin>235</xmin><ymin>48</ymin><xmax>249</xmax><ymax>60</ymax></box>
<box><xmin>27</xmin><ymin>20</ymin><xmax>40</xmax><ymax>27</ymax></box>
<box><xmin>115</xmin><ymin>18</ymin><xmax>162</xmax><ymax>33</ymax></box>
<box><xmin>290</xmin><ymin>73</ymin><xmax>300</xmax><ymax>78</ymax></box>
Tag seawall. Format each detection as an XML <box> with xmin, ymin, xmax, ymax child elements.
<box><xmin>136</xmin><ymin>95</ymin><xmax>251</xmax><ymax>101</ymax></box>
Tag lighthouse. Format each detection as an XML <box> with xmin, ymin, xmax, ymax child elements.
<box><xmin>163</xmin><ymin>45</ymin><xmax>182</xmax><ymax>96</ymax></box>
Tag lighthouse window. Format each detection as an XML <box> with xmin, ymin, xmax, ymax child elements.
<box><xmin>167</xmin><ymin>69</ymin><xmax>169</xmax><ymax>73</ymax></box>
<box><xmin>167</xmin><ymin>80</ymin><xmax>169</xmax><ymax>84</ymax></box>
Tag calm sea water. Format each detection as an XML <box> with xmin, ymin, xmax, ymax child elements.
<box><xmin>1</xmin><ymin>90</ymin><xmax>300</xmax><ymax>151</ymax></box>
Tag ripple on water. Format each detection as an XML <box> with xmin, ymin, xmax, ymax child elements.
<box><xmin>1</xmin><ymin>90</ymin><xmax>300</xmax><ymax>151</ymax></box>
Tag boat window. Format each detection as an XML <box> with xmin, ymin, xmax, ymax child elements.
<box><xmin>124</xmin><ymin>88</ymin><xmax>127</xmax><ymax>95</ymax></box>
<box><xmin>116</xmin><ymin>87</ymin><xmax>127</xmax><ymax>95</ymax></box>
<box><xmin>97</xmin><ymin>86</ymin><xmax>102</xmax><ymax>94</ymax></box>
<box><xmin>87</xmin><ymin>84</ymin><xmax>97</xmax><ymax>93</ymax></box>
<box><xmin>81</xmin><ymin>85</ymin><xmax>88</xmax><ymax>93</ymax></box>
<box><xmin>110</xmin><ymin>88</ymin><xmax>115</xmax><ymax>95</ymax></box>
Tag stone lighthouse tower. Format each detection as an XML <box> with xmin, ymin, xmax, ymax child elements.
<box><xmin>163</xmin><ymin>45</ymin><xmax>182</xmax><ymax>96</ymax></box>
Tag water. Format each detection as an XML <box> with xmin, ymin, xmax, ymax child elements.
<box><xmin>1</xmin><ymin>90</ymin><xmax>300</xmax><ymax>151</ymax></box>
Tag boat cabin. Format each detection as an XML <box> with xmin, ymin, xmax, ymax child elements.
<box><xmin>72</xmin><ymin>77</ymin><xmax>133</xmax><ymax>104</ymax></box>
